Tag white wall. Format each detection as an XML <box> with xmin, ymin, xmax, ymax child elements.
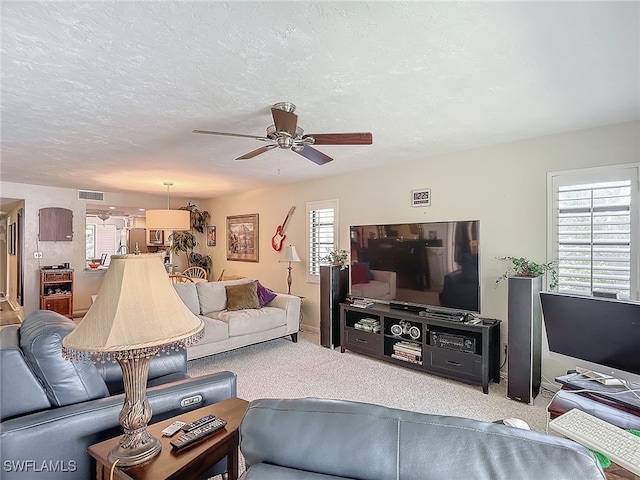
<box><xmin>199</xmin><ymin>120</ymin><xmax>639</xmax><ymax>387</ymax></box>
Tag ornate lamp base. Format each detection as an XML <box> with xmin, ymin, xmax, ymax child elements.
<box><xmin>108</xmin><ymin>350</ymin><xmax>162</xmax><ymax>467</ymax></box>
<box><xmin>108</xmin><ymin>435</ymin><xmax>161</xmax><ymax>467</ymax></box>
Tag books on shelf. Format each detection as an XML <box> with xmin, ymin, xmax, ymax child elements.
<box><xmin>392</xmin><ymin>340</ymin><xmax>422</xmax><ymax>365</ymax></box>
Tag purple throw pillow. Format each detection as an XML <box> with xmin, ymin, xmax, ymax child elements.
<box><xmin>256</xmin><ymin>280</ymin><xmax>278</xmax><ymax>307</ymax></box>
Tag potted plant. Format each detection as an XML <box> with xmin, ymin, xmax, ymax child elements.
<box><xmin>169</xmin><ymin>231</ymin><xmax>213</xmax><ymax>274</ymax></box>
<box><xmin>322</xmin><ymin>248</ymin><xmax>349</xmax><ymax>270</ymax></box>
<box><xmin>179</xmin><ymin>202</ymin><xmax>210</xmax><ymax>234</ymax></box>
<box><xmin>495</xmin><ymin>256</ymin><xmax>558</xmax><ymax>290</ymax></box>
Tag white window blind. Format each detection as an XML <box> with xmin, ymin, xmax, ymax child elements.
<box><xmin>549</xmin><ymin>165</ymin><xmax>639</xmax><ymax>300</ymax></box>
<box><xmin>306</xmin><ymin>199</ymin><xmax>338</xmax><ymax>283</ymax></box>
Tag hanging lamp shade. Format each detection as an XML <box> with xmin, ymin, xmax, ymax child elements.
<box><xmin>145</xmin><ymin>181</ymin><xmax>191</xmax><ymax>231</ymax></box>
<box><xmin>145</xmin><ymin>209</ymin><xmax>190</xmax><ymax>231</ymax></box>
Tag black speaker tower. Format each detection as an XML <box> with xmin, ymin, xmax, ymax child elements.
<box><xmin>507</xmin><ymin>276</ymin><xmax>542</xmax><ymax>405</ymax></box>
<box><xmin>320</xmin><ymin>265</ymin><xmax>349</xmax><ymax>349</ymax></box>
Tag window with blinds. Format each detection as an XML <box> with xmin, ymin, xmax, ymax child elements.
<box><xmin>549</xmin><ymin>165</ymin><xmax>639</xmax><ymax>301</ymax></box>
<box><xmin>306</xmin><ymin>199</ymin><xmax>338</xmax><ymax>283</ymax></box>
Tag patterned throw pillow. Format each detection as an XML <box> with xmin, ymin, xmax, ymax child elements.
<box><xmin>225</xmin><ymin>281</ymin><xmax>260</xmax><ymax>310</ymax></box>
<box><xmin>256</xmin><ymin>280</ymin><xmax>278</xmax><ymax>307</ymax></box>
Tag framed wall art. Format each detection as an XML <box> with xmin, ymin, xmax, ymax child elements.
<box><xmin>207</xmin><ymin>225</ymin><xmax>216</xmax><ymax>247</ymax></box>
<box><xmin>226</xmin><ymin>214</ymin><xmax>258</xmax><ymax>262</ymax></box>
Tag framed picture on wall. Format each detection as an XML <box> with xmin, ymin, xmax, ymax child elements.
<box><xmin>226</xmin><ymin>214</ymin><xmax>258</xmax><ymax>262</ymax></box>
<box><xmin>207</xmin><ymin>225</ymin><xmax>216</xmax><ymax>246</ymax></box>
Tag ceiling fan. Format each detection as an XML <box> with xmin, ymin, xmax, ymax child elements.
<box><xmin>192</xmin><ymin>102</ymin><xmax>372</xmax><ymax>165</ymax></box>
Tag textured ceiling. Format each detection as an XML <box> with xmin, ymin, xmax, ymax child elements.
<box><xmin>1</xmin><ymin>1</ymin><xmax>639</xmax><ymax>199</ymax></box>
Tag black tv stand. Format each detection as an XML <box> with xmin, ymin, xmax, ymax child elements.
<box><xmin>340</xmin><ymin>302</ymin><xmax>501</xmax><ymax>394</ymax></box>
<box><xmin>556</xmin><ymin>373</ymin><xmax>640</xmax><ymax>413</ymax></box>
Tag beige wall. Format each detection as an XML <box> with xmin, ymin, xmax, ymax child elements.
<box><xmin>198</xmin><ymin>120</ymin><xmax>640</xmax><ymax>388</ymax></box>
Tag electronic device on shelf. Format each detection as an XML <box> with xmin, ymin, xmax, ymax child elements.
<box><xmin>549</xmin><ymin>408</ymin><xmax>640</xmax><ymax>475</ymax></box>
<box><xmin>349</xmin><ymin>220</ymin><xmax>480</xmax><ymax>314</ymax></box>
<box><xmin>430</xmin><ymin>331</ymin><xmax>477</xmax><ymax>354</ymax></box>
<box><xmin>541</xmin><ymin>292</ymin><xmax>640</xmax><ymax>387</ymax></box>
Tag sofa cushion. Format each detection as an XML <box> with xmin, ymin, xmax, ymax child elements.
<box><xmin>197</xmin><ymin>278</ymin><xmax>253</xmax><ymax>314</ymax></box>
<box><xmin>19</xmin><ymin>310</ymin><xmax>109</xmax><ymax>407</ymax></box>
<box><xmin>173</xmin><ymin>282</ymin><xmax>200</xmax><ymax>314</ymax></box>
<box><xmin>226</xmin><ymin>281</ymin><xmax>260</xmax><ymax>311</ymax></box>
<box><xmin>200</xmin><ymin>316</ymin><xmax>230</xmax><ymax>342</ymax></box>
<box><xmin>256</xmin><ymin>281</ymin><xmax>277</xmax><ymax>307</ymax></box>
<box><xmin>214</xmin><ymin>307</ymin><xmax>286</xmax><ymax>336</ymax></box>
<box><xmin>0</xmin><ymin>325</ymin><xmax>51</xmax><ymax>420</ymax></box>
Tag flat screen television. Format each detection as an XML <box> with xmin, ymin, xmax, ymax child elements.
<box><xmin>349</xmin><ymin>220</ymin><xmax>480</xmax><ymax>313</ymax></box>
<box><xmin>540</xmin><ymin>292</ymin><xmax>640</xmax><ymax>385</ymax></box>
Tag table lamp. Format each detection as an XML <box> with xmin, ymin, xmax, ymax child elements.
<box><xmin>62</xmin><ymin>253</ymin><xmax>203</xmax><ymax>467</ymax></box>
<box><xmin>280</xmin><ymin>245</ymin><xmax>301</xmax><ymax>295</ymax></box>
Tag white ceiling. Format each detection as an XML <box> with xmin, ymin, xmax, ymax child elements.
<box><xmin>1</xmin><ymin>1</ymin><xmax>639</xmax><ymax>200</ymax></box>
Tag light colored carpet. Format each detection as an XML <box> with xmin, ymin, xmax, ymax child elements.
<box><xmin>188</xmin><ymin>331</ymin><xmax>554</xmax><ymax>434</ymax></box>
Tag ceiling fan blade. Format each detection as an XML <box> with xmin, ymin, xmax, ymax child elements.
<box><xmin>192</xmin><ymin>130</ymin><xmax>269</xmax><ymax>141</ymax></box>
<box><xmin>271</xmin><ymin>108</ymin><xmax>298</xmax><ymax>135</ymax></box>
<box><xmin>304</xmin><ymin>132</ymin><xmax>373</xmax><ymax>145</ymax></box>
<box><xmin>295</xmin><ymin>146</ymin><xmax>333</xmax><ymax>165</ymax></box>
<box><xmin>236</xmin><ymin>144</ymin><xmax>277</xmax><ymax>160</ymax></box>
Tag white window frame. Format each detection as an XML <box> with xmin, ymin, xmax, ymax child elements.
<box><xmin>547</xmin><ymin>164</ymin><xmax>639</xmax><ymax>301</ymax></box>
<box><xmin>306</xmin><ymin>199</ymin><xmax>338</xmax><ymax>284</ymax></box>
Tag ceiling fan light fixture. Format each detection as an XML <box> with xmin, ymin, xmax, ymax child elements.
<box><xmin>272</xmin><ymin>102</ymin><xmax>296</xmax><ymax>113</ymax></box>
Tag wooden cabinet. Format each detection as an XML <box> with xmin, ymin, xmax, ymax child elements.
<box><xmin>39</xmin><ymin>207</ymin><xmax>73</xmax><ymax>241</ymax></box>
<box><xmin>40</xmin><ymin>269</ymin><xmax>74</xmax><ymax>318</ymax></box>
<box><xmin>341</xmin><ymin>303</ymin><xmax>501</xmax><ymax>394</ymax></box>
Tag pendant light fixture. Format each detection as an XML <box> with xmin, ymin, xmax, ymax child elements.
<box><xmin>145</xmin><ymin>182</ymin><xmax>190</xmax><ymax>231</ymax></box>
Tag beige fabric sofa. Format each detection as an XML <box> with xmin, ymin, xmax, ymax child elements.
<box><xmin>174</xmin><ymin>279</ymin><xmax>301</xmax><ymax>360</ymax></box>
<box><xmin>351</xmin><ymin>270</ymin><xmax>397</xmax><ymax>300</ymax></box>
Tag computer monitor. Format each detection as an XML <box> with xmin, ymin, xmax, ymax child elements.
<box><xmin>540</xmin><ymin>292</ymin><xmax>640</xmax><ymax>385</ymax></box>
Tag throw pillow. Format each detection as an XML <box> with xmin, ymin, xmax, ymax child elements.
<box><xmin>256</xmin><ymin>280</ymin><xmax>278</xmax><ymax>307</ymax></box>
<box><xmin>351</xmin><ymin>263</ymin><xmax>369</xmax><ymax>285</ymax></box>
<box><xmin>226</xmin><ymin>281</ymin><xmax>260</xmax><ymax>310</ymax></box>
<box><xmin>354</xmin><ymin>261</ymin><xmax>374</xmax><ymax>281</ymax></box>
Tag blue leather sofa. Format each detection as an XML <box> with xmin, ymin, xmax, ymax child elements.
<box><xmin>0</xmin><ymin>310</ymin><xmax>237</xmax><ymax>479</ymax></box>
<box><xmin>239</xmin><ymin>397</ymin><xmax>606</xmax><ymax>479</ymax></box>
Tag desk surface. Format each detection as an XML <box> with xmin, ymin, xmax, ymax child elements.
<box><xmin>557</xmin><ymin>374</ymin><xmax>640</xmax><ymax>413</ymax></box>
<box><xmin>88</xmin><ymin>397</ymin><xmax>249</xmax><ymax>480</ymax></box>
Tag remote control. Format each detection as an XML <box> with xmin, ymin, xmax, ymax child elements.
<box><xmin>181</xmin><ymin>415</ymin><xmax>217</xmax><ymax>432</ymax></box>
<box><xmin>171</xmin><ymin>418</ymin><xmax>227</xmax><ymax>450</ymax></box>
<box><xmin>161</xmin><ymin>421</ymin><xmax>186</xmax><ymax>437</ymax></box>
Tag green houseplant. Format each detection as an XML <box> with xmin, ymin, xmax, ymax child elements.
<box><xmin>495</xmin><ymin>256</ymin><xmax>559</xmax><ymax>290</ymax></box>
<box><xmin>322</xmin><ymin>248</ymin><xmax>349</xmax><ymax>270</ymax></box>
<box><xmin>169</xmin><ymin>230</ymin><xmax>212</xmax><ymax>276</ymax></box>
<box><xmin>179</xmin><ymin>202</ymin><xmax>210</xmax><ymax>234</ymax></box>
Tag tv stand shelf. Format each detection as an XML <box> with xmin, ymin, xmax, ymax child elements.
<box><xmin>340</xmin><ymin>303</ymin><xmax>501</xmax><ymax>394</ymax></box>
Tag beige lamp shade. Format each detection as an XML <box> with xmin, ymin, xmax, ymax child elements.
<box><xmin>280</xmin><ymin>245</ymin><xmax>301</xmax><ymax>263</ymax></box>
<box><xmin>63</xmin><ymin>253</ymin><xmax>203</xmax><ymax>357</ymax></box>
<box><xmin>145</xmin><ymin>209</ymin><xmax>190</xmax><ymax>231</ymax></box>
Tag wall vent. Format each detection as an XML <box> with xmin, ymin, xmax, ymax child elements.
<box><xmin>78</xmin><ymin>190</ymin><xmax>105</xmax><ymax>202</ymax></box>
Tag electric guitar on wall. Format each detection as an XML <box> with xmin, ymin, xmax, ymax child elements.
<box><xmin>271</xmin><ymin>206</ymin><xmax>296</xmax><ymax>251</ymax></box>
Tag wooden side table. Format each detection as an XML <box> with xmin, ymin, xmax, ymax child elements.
<box><xmin>88</xmin><ymin>397</ymin><xmax>249</xmax><ymax>480</ymax></box>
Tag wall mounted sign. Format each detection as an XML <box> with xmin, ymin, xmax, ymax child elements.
<box><xmin>411</xmin><ymin>188</ymin><xmax>431</xmax><ymax>207</ymax></box>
